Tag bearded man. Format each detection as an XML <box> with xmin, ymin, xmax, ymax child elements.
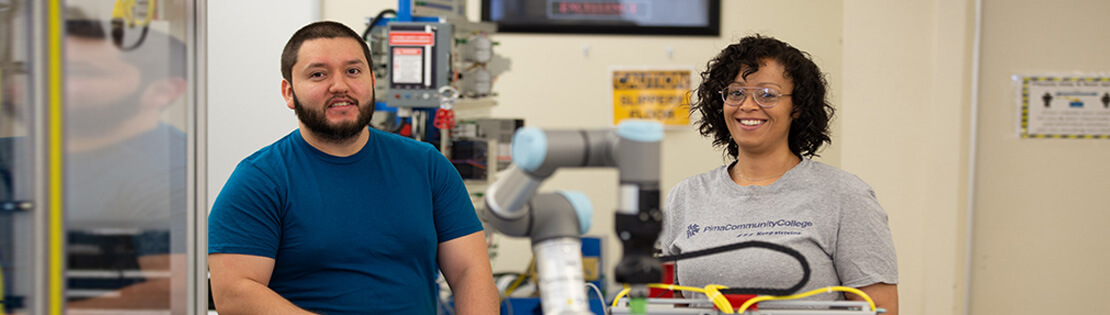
<box><xmin>207</xmin><ymin>21</ymin><xmax>497</xmax><ymax>315</ymax></box>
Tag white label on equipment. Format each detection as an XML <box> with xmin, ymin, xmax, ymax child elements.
<box><xmin>389</xmin><ymin>32</ymin><xmax>435</xmax><ymax>46</ymax></box>
<box><xmin>392</xmin><ymin>47</ymin><xmax>423</xmax><ymax>84</ymax></box>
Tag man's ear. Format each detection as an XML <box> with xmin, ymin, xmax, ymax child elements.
<box><xmin>140</xmin><ymin>77</ymin><xmax>186</xmax><ymax>109</ymax></box>
<box><xmin>281</xmin><ymin>79</ymin><xmax>295</xmax><ymax>110</ymax></box>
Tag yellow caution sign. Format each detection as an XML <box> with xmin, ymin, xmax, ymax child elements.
<box><xmin>612</xmin><ymin>69</ymin><xmax>692</xmax><ymax>126</ymax></box>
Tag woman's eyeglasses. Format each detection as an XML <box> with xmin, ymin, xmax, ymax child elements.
<box><xmin>719</xmin><ymin>86</ymin><xmax>792</xmax><ymax>108</ymax></box>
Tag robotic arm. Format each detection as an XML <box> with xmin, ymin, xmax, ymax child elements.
<box><xmin>482</xmin><ymin>120</ymin><xmax>664</xmax><ymax>314</ymax></box>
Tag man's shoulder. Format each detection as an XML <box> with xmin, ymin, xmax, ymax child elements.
<box><xmin>367</xmin><ymin>128</ymin><xmax>439</xmax><ymax>157</ymax></box>
<box><xmin>238</xmin><ymin>130</ymin><xmax>301</xmax><ymax>169</ymax></box>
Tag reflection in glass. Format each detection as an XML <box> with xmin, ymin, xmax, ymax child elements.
<box><xmin>1</xmin><ymin>0</ymin><xmax>34</xmax><ymax>313</ymax></box>
<box><xmin>1</xmin><ymin>1</ymin><xmax>192</xmax><ymax>313</ymax></box>
<box><xmin>60</xmin><ymin>4</ymin><xmax>188</xmax><ymax>313</ymax></box>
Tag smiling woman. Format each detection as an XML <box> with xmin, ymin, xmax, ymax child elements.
<box><xmin>659</xmin><ymin>34</ymin><xmax>899</xmax><ymax>315</ymax></box>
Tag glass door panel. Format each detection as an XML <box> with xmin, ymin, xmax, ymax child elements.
<box><xmin>1</xmin><ymin>0</ymin><xmax>36</xmax><ymax>313</ymax></box>
<box><xmin>62</xmin><ymin>1</ymin><xmax>188</xmax><ymax>313</ymax></box>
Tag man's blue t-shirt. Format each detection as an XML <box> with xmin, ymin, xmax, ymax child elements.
<box><xmin>208</xmin><ymin>128</ymin><xmax>482</xmax><ymax>314</ymax></box>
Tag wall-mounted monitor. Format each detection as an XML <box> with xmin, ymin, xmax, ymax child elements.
<box><xmin>482</xmin><ymin>0</ymin><xmax>720</xmax><ymax>36</ymax></box>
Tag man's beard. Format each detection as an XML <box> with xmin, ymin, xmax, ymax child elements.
<box><xmin>292</xmin><ymin>91</ymin><xmax>374</xmax><ymax>143</ymax></box>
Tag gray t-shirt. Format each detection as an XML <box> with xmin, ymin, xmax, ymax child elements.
<box><xmin>659</xmin><ymin>158</ymin><xmax>897</xmax><ymax>302</ymax></box>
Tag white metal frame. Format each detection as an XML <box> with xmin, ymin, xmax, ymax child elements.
<box><xmin>189</xmin><ymin>0</ymin><xmax>209</xmax><ymax>313</ymax></box>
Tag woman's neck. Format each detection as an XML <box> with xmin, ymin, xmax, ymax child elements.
<box><xmin>730</xmin><ymin>148</ymin><xmax>801</xmax><ymax>186</ymax></box>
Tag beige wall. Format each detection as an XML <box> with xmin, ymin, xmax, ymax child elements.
<box><xmin>972</xmin><ymin>0</ymin><xmax>1110</xmax><ymax>314</ymax></box>
<box><xmin>842</xmin><ymin>1</ymin><xmax>976</xmax><ymax>314</ymax></box>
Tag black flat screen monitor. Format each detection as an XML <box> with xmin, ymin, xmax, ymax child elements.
<box><xmin>482</xmin><ymin>0</ymin><xmax>720</xmax><ymax>36</ymax></box>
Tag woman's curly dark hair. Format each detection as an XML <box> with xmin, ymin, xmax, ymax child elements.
<box><xmin>691</xmin><ymin>34</ymin><xmax>833</xmax><ymax>159</ymax></box>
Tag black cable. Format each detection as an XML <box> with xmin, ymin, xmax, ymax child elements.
<box><xmin>658</xmin><ymin>240</ymin><xmax>811</xmax><ymax>296</ymax></box>
<box><xmin>110</xmin><ymin>20</ymin><xmax>149</xmax><ymax>52</ymax></box>
<box><xmin>362</xmin><ymin>9</ymin><xmax>397</xmax><ymax>41</ymax></box>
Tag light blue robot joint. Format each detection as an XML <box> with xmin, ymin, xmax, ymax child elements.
<box><xmin>511</xmin><ymin>127</ymin><xmax>548</xmax><ymax>172</ymax></box>
<box><xmin>617</xmin><ymin>120</ymin><xmax>664</xmax><ymax>143</ymax></box>
<box><xmin>556</xmin><ymin>190</ymin><xmax>593</xmax><ymax>235</ymax></box>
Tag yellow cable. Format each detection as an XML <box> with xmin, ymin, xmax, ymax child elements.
<box><xmin>143</xmin><ymin>0</ymin><xmax>157</xmax><ymax>26</ymax></box>
<box><xmin>611</xmin><ymin>283</ymin><xmax>735</xmax><ymax>313</ymax></box>
<box><xmin>500</xmin><ymin>257</ymin><xmax>534</xmax><ymax>301</ymax></box>
<box><xmin>613</xmin><ymin>283</ymin><xmax>875</xmax><ymax>314</ymax></box>
<box><xmin>703</xmin><ymin>284</ymin><xmax>733</xmax><ymax>314</ymax></box>
<box><xmin>111</xmin><ymin>0</ymin><xmax>132</xmax><ymax>24</ymax></box>
<box><xmin>610</xmin><ymin>285</ymin><xmax>629</xmax><ymax>308</ymax></box>
<box><xmin>527</xmin><ymin>255</ymin><xmax>537</xmax><ymax>295</ymax></box>
<box><xmin>735</xmin><ymin>286</ymin><xmax>876</xmax><ymax>314</ymax></box>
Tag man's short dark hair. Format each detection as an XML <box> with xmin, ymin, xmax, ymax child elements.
<box><xmin>65</xmin><ymin>19</ymin><xmax>186</xmax><ymax>81</ymax></box>
<box><xmin>281</xmin><ymin>21</ymin><xmax>373</xmax><ymax>84</ymax></box>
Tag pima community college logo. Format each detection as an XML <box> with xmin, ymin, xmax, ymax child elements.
<box><xmin>686</xmin><ymin>224</ymin><xmax>701</xmax><ymax>238</ymax></box>
<box><xmin>686</xmin><ymin>219</ymin><xmax>815</xmax><ymax>239</ymax></box>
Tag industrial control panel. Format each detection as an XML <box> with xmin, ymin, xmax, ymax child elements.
<box><xmin>385</xmin><ymin>22</ymin><xmax>453</xmax><ymax>108</ymax></box>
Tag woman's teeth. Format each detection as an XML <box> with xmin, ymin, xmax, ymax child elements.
<box><xmin>740</xmin><ymin>119</ymin><xmax>764</xmax><ymax>126</ymax></box>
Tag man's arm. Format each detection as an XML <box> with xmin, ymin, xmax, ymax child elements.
<box><xmin>208</xmin><ymin>253</ymin><xmax>315</xmax><ymax>315</ymax></box>
<box><xmin>437</xmin><ymin>231</ymin><xmax>499</xmax><ymax>315</ymax></box>
<box><xmin>848</xmin><ymin>283</ymin><xmax>897</xmax><ymax>315</ymax></box>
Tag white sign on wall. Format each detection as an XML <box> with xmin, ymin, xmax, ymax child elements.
<box><xmin>1016</xmin><ymin>75</ymin><xmax>1110</xmax><ymax>139</ymax></box>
